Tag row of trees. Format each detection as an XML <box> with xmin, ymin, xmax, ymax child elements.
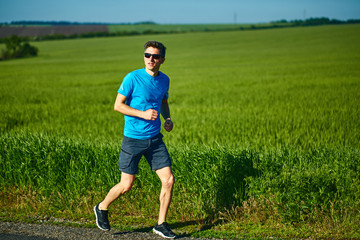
<box><xmin>1</xmin><ymin>20</ymin><xmax>156</xmax><ymax>26</ymax></box>
<box><xmin>272</xmin><ymin>17</ymin><xmax>360</xmax><ymax>25</ymax></box>
<box><xmin>1</xmin><ymin>35</ymin><xmax>38</xmax><ymax>60</ymax></box>
<box><xmin>3</xmin><ymin>17</ymin><xmax>358</xmax><ymax>28</ymax></box>
<box><xmin>3</xmin><ymin>17</ymin><xmax>359</xmax><ymax>43</ymax></box>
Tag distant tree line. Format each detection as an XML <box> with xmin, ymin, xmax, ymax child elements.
<box><xmin>2</xmin><ymin>18</ymin><xmax>358</xmax><ymax>27</ymax></box>
<box><xmin>1</xmin><ymin>18</ymin><xmax>359</xmax><ymax>43</ymax></box>
<box><xmin>271</xmin><ymin>17</ymin><xmax>360</xmax><ymax>26</ymax></box>
<box><xmin>1</xmin><ymin>20</ymin><xmax>156</xmax><ymax>26</ymax></box>
<box><xmin>36</xmin><ymin>29</ymin><xmax>178</xmax><ymax>41</ymax></box>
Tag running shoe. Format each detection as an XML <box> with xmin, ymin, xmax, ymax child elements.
<box><xmin>94</xmin><ymin>203</ymin><xmax>110</xmax><ymax>231</ymax></box>
<box><xmin>153</xmin><ymin>222</ymin><xmax>176</xmax><ymax>238</ymax></box>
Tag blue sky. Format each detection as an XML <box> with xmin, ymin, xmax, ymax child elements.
<box><xmin>1</xmin><ymin>0</ymin><xmax>359</xmax><ymax>24</ymax></box>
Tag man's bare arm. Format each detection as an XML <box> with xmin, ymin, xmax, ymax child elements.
<box><xmin>114</xmin><ymin>93</ymin><xmax>158</xmax><ymax>121</ymax></box>
<box><xmin>161</xmin><ymin>99</ymin><xmax>173</xmax><ymax>132</ymax></box>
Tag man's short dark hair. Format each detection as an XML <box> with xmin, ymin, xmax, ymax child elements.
<box><xmin>144</xmin><ymin>41</ymin><xmax>166</xmax><ymax>57</ymax></box>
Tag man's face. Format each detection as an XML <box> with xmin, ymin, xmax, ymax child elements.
<box><xmin>144</xmin><ymin>47</ymin><xmax>165</xmax><ymax>72</ymax></box>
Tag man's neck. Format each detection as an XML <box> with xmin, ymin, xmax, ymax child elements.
<box><xmin>145</xmin><ymin>68</ymin><xmax>159</xmax><ymax>77</ymax></box>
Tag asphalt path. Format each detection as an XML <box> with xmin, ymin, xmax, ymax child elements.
<box><xmin>1</xmin><ymin>221</ymin><xmax>222</xmax><ymax>240</ymax></box>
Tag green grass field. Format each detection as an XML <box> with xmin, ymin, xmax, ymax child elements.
<box><xmin>1</xmin><ymin>24</ymin><xmax>360</xmax><ymax>239</ymax></box>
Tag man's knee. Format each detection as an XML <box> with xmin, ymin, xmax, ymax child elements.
<box><xmin>156</xmin><ymin>166</ymin><xmax>175</xmax><ymax>188</ymax></box>
<box><xmin>122</xmin><ymin>181</ymin><xmax>134</xmax><ymax>193</ymax></box>
<box><xmin>162</xmin><ymin>173</ymin><xmax>175</xmax><ymax>188</ymax></box>
<box><xmin>120</xmin><ymin>173</ymin><xmax>135</xmax><ymax>193</ymax></box>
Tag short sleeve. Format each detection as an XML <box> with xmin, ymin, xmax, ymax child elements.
<box><xmin>163</xmin><ymin>90</ymin><xmax>169</xmax><ymax>100</ymax></box>
<box><xmin>163</xmin><ymin>76</ymin><xmax>170</xmax><ymax>100</ymax></box>
<box><xmin>118</xmin><ymin>73</ymin><xmax>133</xmax><ymax>98</ymax></box>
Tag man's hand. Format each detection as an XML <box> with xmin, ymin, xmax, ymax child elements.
<box><xmin>143</xmin><ymin>109</ymin><xmax>158</xmax><ymax>121</ymax></box>
<box><xmin>164</xmin><ymin>118</ymin><xmax>173</xmax><ymax>132</ymax></box>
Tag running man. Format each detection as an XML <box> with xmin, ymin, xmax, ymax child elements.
<box><xmin>94</xmin><ymin>41</ymin><xmax>176</xmax><ymax>239</ymax></box>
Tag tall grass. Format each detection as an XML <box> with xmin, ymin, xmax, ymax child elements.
<box><xmin>1</xmin><ymin>132</ymin><xmax>359</xmax><ymax>237</ymax></box>
<box><xmin>1</xmin><ymin>24</ymin><xmax>360</xmax><ymax>238</ymax></box>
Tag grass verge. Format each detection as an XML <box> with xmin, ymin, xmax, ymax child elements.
<box><xmin>1</xmin><ymin>133</ymin><xmax>359</xmax><ymax>239</ymax></box>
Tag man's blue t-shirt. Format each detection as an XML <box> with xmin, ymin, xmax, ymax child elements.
<box><xmin>118</xmin><ymin>68</ymin><xmax>169</xmax><ymax>140</ymax></box>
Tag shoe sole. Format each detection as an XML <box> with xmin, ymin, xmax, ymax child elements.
<box><xmin>153</xmin><ymin>228</ymin><xmax>176</xmax><ymax>239</ymax></box>
<box><xmin>94</xmin><ymin>205</ymin><xmax>110</xmax><ymax>231</ymax></box>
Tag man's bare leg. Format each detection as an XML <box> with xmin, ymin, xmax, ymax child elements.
<box><xmin>99</xmin><ymin>172</ymin><xmax>135</xmax><ymax>210</ymax></box>
<box><xmin>155</xmin><ymin>166</ymin><xmax>175</xmax><ymax>224</ymax></box>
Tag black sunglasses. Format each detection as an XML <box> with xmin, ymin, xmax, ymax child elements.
<box><xmin>144</xmin><ymin>53</ymin><xmax>162</xmax><ymax>59</ymax></box>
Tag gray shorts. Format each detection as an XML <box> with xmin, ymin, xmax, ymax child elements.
<box><xmin>118</xmin><ymin>133</ymin><xmax>171</xmax><ymax>175</ymax></box>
